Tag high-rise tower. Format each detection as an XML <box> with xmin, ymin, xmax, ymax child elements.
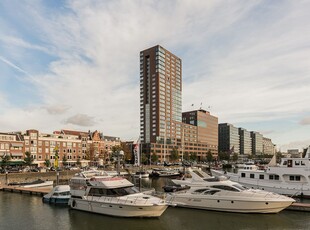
<box><xmin>140</xmin><ymin>45</ymin><xmax>182</xmax><ymax>145</ymax></box>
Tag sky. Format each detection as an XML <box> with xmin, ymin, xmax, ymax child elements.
<box><xmin>0</xmin><ymin>0</ymin><xmax>309</xmax><ymax>152</ymax></box>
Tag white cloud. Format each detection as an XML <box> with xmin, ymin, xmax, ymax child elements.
<box><xmin>300</xmin><ymin>117</ymin><xmax>310</xmax><ymax>125</ymax></box>
<box><xmin>65</xmin><ymin>114</ymin><xmax>96</xmax><ymax>127</ymax></box>
<box><xmin>0</xmin><ymin>0</ymin><xmax>309</xmax><ymax>146</ymax></box>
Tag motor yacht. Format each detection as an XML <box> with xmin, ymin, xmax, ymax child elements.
<box><xmin>211</xmin><ymin>146</ymin><xmax>310</xmax><ymax>198</ymax></box>
<box><xmin>167</xmin><ymin>168</ymin><xmax>294</xmax><ymax>213</ymax></box>
<box><xmin>68</xmin><ymin>170</ymin><xmax>168</xmax><ymax>217</ymax></box>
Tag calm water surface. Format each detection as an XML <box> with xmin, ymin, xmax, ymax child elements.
<box><xmin>0</xmin><ymin>177</ymin><xmax>309</xmax><ymax>230</ymax></box>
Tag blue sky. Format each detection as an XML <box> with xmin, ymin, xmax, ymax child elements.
<box><xmin>0</xmin><ymin>0</ymin><xmax>309</xmax><ymax>151</ymax></box>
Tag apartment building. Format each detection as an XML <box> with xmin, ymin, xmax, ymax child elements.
<box><xmin>140</xmin><ymin>45</ymin><xmax>218</xmax><ymax>162</ymax></box>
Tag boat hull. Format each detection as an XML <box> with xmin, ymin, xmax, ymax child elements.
<box><xmin>69</xmin><ymin>198</ymin><xmax>168</xmax><ymax>217</ymax></box>
<box><xmin>167</xmin><ymin>194</ymin><xmax>293</xmax><ymax>213</ymax></box>
<box><xmin>43</xmin><ymin>197</ymin><xmax>70</xmax><ymax>205</ymax></box>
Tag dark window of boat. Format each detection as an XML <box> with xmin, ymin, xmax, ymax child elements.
<box><xmin>204</xmin><ymin>190</ymin><xmax>220</xmax><ymax>195</ymax></box>
<box><xmin>106</xmin><ymin>186</ymin><xmax>140</xmax><ymax>196</ymax></box>
<box><xmin>211</xmin><ymin>185</ymin><xmax>239</xmax><ymax>192</ymax></box>
<box><xmin>259</xmin><ymin>175</ymin><xmax>264</xmax><ymax>179</ymax></box>
<box><xmin>289</xmin><ymin>176</ymin><xmax>300</xmax><ymax>181</ymax></box>
<box><xmin>275</xmin><ymin>175</ymin><xmax>279</xmax><ymax>180</ymax></box>
<box><xmin>269</xmin><ymin>175</ymin><xmax>274</xmax><ymax>180</ymax></box>
<box><xmin>295</xmin><ymin>161</ymin><xmax>300</xmax><ymax>166</ymax></box>
<box><xmin>301</xmin><ymin>161</ymin><xmax>305</xmax><ymax>166</ymax></box>
<box><xmin>250</xmin><ymin>174</ymin><xmax>254</xmax><ymax>179</ymax></box>
<box><xmin>241</xmin><ymin>173</ymin><xmax>245</xmax><ymax>178</ymax></box>
<box><xmin>193</xmin><ymin>189</ymin><xmax>208</xmax><ymax>194</ymax></box>
<box><xmin>89</xmin><ymin>188</ymin><xmax>107</xmax><ymax>196</ymax></box>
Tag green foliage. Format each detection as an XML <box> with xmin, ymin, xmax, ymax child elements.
<box><xmin>24</xmin><ymin>151</ymin><xmax>34</xmax><ymax>166</ymax></box>
<box><xmin>183</xmin><ymin>152</ymin><xmax>190</xmax><ymax>161</ymax></box>
<box><xmin>218</xmin><ymin>151</ymin><xmax>230</xmax><ymax>161</ymax></box>
<box><xmin>190</xmin><ymin>152</ymin><xmax>197</xmax><ymax>161</ymax></box>
<box><xmin>62</xmin><ymin>154</ymin><xmax>68</xmax><ymax>166</ymax></box>
<box><xmin>120</xmin><ymin>142</ymin><xmax>132</xmax><ymax>162</ymax></box>
<box><xmin>44</xmin><ymin>159</ymin><xmax>51</xmax><ymax>167</ymax></box>
<box><xmin>141</xmin><ymin>153</ymin><xmax>148</xmax><ymax>165</ymax></box>
<box><xmin>232</xmin><ymin>153</ymin><xmax>238</xmax><ymax>162</ymax></box>
<box><xmin>169</xmin><ymin>147</ymin><xmax>179</xmax><ymax>162</ymax></box>
<box><xmin>1</xmin><ymin>154</ymin><xmax>11</xmax><ymax>167</ymax></box>
<box><xmin>206</xmin><ymin>150</ymin><xmax>213</xmax><ymax>163</ymax></box>
<box><xmin>151</xmin><ymin>152</ymin><xmax>159</xmax><ymax>164</ymax></box>
<box><xmin>111</xmin><ymin>145</ymin><xmax>123</xmax><ymax>157</ymax></box>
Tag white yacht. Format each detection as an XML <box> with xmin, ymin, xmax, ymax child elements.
<box><xmin>68</xmin><ymin>170</ymin><xmax>168</xmax><ymax>217</ymax></box>
<box><xmin>167</xmin><ymin>168</ymin><xmax>294</xmax><ymax>213</ymax></box>
<box><xmin>211</xmin><ymin>146</ymin><xmax>310</xmax><ymax>198</ymax></box>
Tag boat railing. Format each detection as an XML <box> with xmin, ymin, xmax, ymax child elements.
<box><xmin>89</xmin><ymin>195</ymin><xmax>158</xmax><ymax>205</ymax></box>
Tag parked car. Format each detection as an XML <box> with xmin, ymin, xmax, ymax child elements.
<box><xmin>0</xmin><ymin>168</ymin><xmax>8</xmax><ymax>174</ymax></box>
<box><xmin>8</xmin><ymin>167</ymin><xmax>22</xmax><ymax>173</ymax></box>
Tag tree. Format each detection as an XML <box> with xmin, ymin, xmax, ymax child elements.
<box><xmin>190</xmin><ymin>152</ymin><xmax>197</xmax><ymax>162</ymax></box>
<box><xmin>76</xmin><ymin>158</ymin><xmax>81</xmax><ymax>166</ymax></box>
<box><xmin>44</xmin><ymin>159</ymin><xmax>51</xmax><ymax>168</ymax></box>
<box><xmin>232</xmin><ymin>153</ymin><xmax>239</xmax><ymax>162</ymax></box>
<box><xmin>218</xmin><ymin>151</ymin><xmax>230</xmax><ymax>162</ymax></box>
<box><xmin>1</xmin><ymin>154</ymin><xmax>11</xmax><ymax>169</ymax></box>
<box><xmin>120</xmin><ymin>142</ymin><xmax>132</xmax><ymax>162</ymax></box>
<box><xmin>24</xmin><ymin>151</ymin><xmax>34</xmax><ymax>166</ymax></box>
<box><xmin>183</xmin><ymin>152</ymin><xmax>190</xmax><ymax>161</ymax></box>
<box><xmin>151</xmin><ymin>152</ymin><xmax>159</xmax><ymax>164</ymax></box>
<box><xmin>62</xmin><ymin>154</ymin><xmax>68</xmax><ymax>167</ymax></box>
<box><xmin>141</xmin><ymin>153</ymin><xmax>148</xmax><ymax>165</ymax></box>
<box><xmin>169</xmin><ymin>147</ymin><xmax>179</xmax><ymax>162</ymax></box>
<box><xmin>206</xmin><ymin>150</ymin><xmax>213</xmax><ymax>166</ymax></box>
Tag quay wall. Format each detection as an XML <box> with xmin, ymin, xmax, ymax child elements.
<box><xmin>0</xmin><ymin>171</ymin><xmax>78</xmax><ymax>186</ymax></box>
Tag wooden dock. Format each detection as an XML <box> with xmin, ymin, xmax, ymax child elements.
<box><xmin>285</xmin><ymin>202</ymin><xmax>310</xmax><ymax>212</ymax></box>
<box><xmin>0</xmin><ymin>185</ymin><xmax>51</xmax><ymax>196</ymax></box>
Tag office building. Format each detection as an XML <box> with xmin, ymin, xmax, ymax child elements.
<box><xmin>238</xmin><ymin>128</ymin><xmax>252</xmax><ymax>155</ymax></box>
<box><xmin>218</xmin><ymin>123</ymin><xmax>240</xmax><ymax>154</ymax></box>
<box><xmin>250</xmin><ymin>131</ymin><xmax>263</xmax><ymax>155</ymax></box>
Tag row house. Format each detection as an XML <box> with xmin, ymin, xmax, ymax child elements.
<box><xmin>0</xmin><ymin>129</ymin><xmax>121</xmax><ymax>167</ymax></box>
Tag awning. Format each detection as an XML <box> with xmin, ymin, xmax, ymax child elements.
<box><xmin>0</xmin><ymin>161</ymin><xmax>25</xmax><ymax>165</ymax></box>
<box><xmin>11</xmin><ymin>152</ymin><xmax>23</xmax><ymax>157</ymax></box>
<box><xmin>11</xmin><ymin>143</ymin><xmax>24</xmax><ymax>147</ymax></box>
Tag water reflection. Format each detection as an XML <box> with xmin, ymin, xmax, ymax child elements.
<box><xmin>0</xmin><ymin>176</ymin><xmax>309</xmax><ymax>230</ymax></box>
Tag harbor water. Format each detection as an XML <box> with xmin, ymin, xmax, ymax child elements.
<box><xmin>1</xmin><ymin>177</ymin><xmax>309</xmax><ymax>230</ymax></box>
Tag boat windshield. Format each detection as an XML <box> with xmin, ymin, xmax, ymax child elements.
<box><xmin>88</xmin><ymin>186</ymin><xmax>140</xmax><ymax>197</ymax></box>
<box><xmin>211</xmin><ymin>185</ymin><xmax>240</xmax><ymax>192</ymax></box>
<box><xmin>192</xmin><ymin>188</ymin><xmax>220</xmax><ymax>195</ymax></box>
<box><xmin>231</xmin><ymin>183</ymin><xmax>247</xmax><ymax>191</ymax></box>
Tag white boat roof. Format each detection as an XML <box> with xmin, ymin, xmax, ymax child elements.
<box><xmin>75</xmin><ymin>170</ymin><xmax>110</xmax><ymax>178</ymax></box>
<box><xmin>53</xmin><ymin>185</ymin><xmax>70</xmax><ymax>192</ymax></box>
<box><xmin>88</xmin><ymin>177</ymin><xmax>134</xmax><ymax>188</ymax></box>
